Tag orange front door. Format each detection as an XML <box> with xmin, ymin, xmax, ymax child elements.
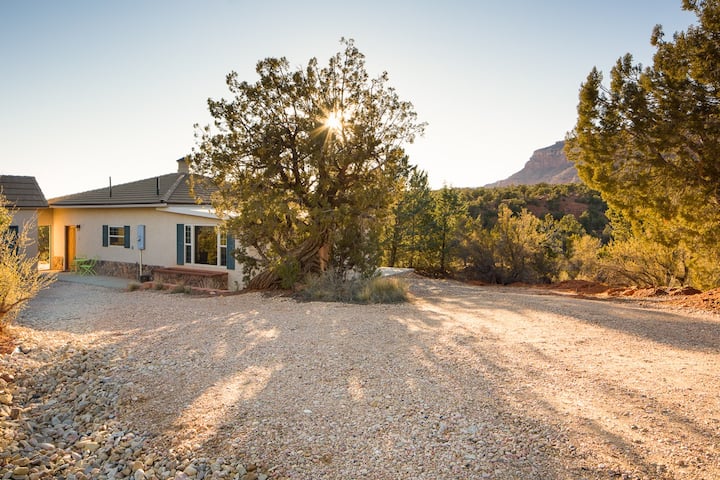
<box><xmin>65</xmin><ymin>226</ymin><xmax>77</xmax><ymax>271</ymax></box>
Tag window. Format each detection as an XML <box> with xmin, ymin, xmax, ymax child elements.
<box><xmin>183</xmin><ymin>225</ymin><xmax>227</xmax><ymax>267</ymax></box>
<box><xmin>7</xmin><ymin>225</ymin><xmax>19</xmax><ymax>252</ymax></box>
<box><xmin>38</xmin><ymin>225</ymin><xmax>50</xmax><ymax>262</ymax></box>
<box><xmin>108</xmin><ymin>226</ymin><xmax>125</xmax><ymax>246</ymax></box>
<box><xmin>184</xmin><ymin>225</ymin><xmax>192</xmax><ymax>264</ymax></box>
<box><xmin>219</xmin><ymin>231</ymin><xmax>227</xmax><ymax>267</ymax></box>
<box><xmin>102</xmin><ymin>225</ymin><xmax>130</xmax><ymax>248</ymax></box>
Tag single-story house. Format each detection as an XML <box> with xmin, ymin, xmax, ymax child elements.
<box><xmin>47</xmin><ymin>158</ymin><xmax>242</xmax><ymax>290</ymax></box>
<box><xmin>0</xmin><ymin>175</ymin><xmax>49</xmax><ymax>262</ymax></box>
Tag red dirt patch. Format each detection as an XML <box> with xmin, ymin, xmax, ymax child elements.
<box><xmin>605</xmin><ymin>286</ymin><xmax>703</xmax><ymax>298</ymax></box>
<box><xmin>539</xmin><ymin>280</ymin><xmax>720</xmax><ymax>314</ymax></box>
<box><xmin>668</xmin><ymin>287</ymin><xmax>720</xmax><ymax>312</ymax></box>
<box><xmin>547</xmin><ymin>280</ymin><xmax>611</xmax><ymax>295</ymax></box>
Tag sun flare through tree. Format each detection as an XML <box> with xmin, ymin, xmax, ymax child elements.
<box><xmin>190</xmin><ymin>39</ymin><xmax>425</xmax><ymax>289</ymax></box>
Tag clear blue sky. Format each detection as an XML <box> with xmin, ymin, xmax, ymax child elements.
<box><xmin>1</xmin><ymin>1</ymin><xmax>697</xmax><ymax>198</ymax></box>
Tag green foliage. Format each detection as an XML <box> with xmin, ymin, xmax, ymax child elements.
<box><xmin>276</xmin><ymin>257</ymin><xmax>301</xmax><ymax>290</ymax></box>
<box><xmin>592</xmin><ymin>209</ymin><xmax>720</xmax><ymax>289</ymax></box>
<box><xmin>596</xmin><ymin>235</ymin><xmax>690</xmax><ymax>287</ymax></box>
<box><xmin>0</xmin><ymin>198</ymin><xmax>55</xmax><ymax>331</ymax></box>
<box><xmin>191</xmin><ymin>39</ymin><xmax>424</xmax><ymax>289</ymax></box>
<box><xmin>298</xmin><ymin>269</ymin><xmax>408</xmax><ymax>304</ymax></box>
<box><xmin>566</xmin><ymin>1</ymin><xmax>720</xmax><ymax>288</ymax></box>
<box><xmin>453</xmin><ymin>203</ymin><xmax>605</xmax><ymax>285</ymax></box>
<box><xmin>383</xmin><ymin>180</ymin><xmax>612</xmax><ymax>284</ymax></box>
<box><xmin>562</xmin><ymin>234</ymin><xmax>602</xmax><ymax>281</ymax></box>
<box><xmin>384</xmin><ymin>181</ymin><xmax>467</xmax><ymax>275</ymax></box>
<box><xmin>460</xmin><ymin>183</ymin><xmax>608</xmax><ymax>237</ymax></box>
<box><xmin>491</xmin><ymin>205</ymin><xmax>549</xmax><ymax>283</ymax></box>
<box><xmin>431</xmin><ymin>186</ymin><xmax>466</xmax><ymax>274</ymax></box>
<box><xmin>383</xmin><ymin>167</ymin><xmax>436</xmax><ymax>269</ymax></box>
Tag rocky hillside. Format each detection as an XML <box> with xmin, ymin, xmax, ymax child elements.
<box><xmin>486</xmin><ymin>141</ymin><xmax>579</xmax><ymax>187</ymax></box>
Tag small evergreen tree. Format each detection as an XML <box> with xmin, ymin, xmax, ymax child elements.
<box><xmin>384</xmin><ymin>167</ymin><xmax>435</xmax><ymax>268</ymax></box>
<box><xmin>431</xmin><ymin>186</ymin><xmax>466</xmax><ymax>275</ymax></box>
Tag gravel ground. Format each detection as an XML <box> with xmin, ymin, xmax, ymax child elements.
<box><xmin>1</xmin><ymin>275</ymin><xmax>719</xmax><ymax>479</ymax></box>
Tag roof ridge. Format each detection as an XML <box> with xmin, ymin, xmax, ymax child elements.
<box><xmin>162</xmin><ymin>173</ymin><xmax>188</xmax><ymax>203</ymax></box>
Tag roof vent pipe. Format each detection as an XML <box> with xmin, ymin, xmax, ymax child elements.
<box><xmin>109</xmin><ymin>177</ymin><xmax>112</xmax><ymax>197</ymax></box>
<box><xmin>156</xmin><ymin>177</ymin><xmax>160</xmax><ymax>196</ymax></box>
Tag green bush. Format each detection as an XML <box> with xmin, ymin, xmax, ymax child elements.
<box><xmin>276</xmin><ymin>257</ymin><xmax>301</xmax><ymax>290</ymax></box>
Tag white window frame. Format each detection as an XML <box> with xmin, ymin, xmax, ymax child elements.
<box><xmin>183</xmin><ymin>225</ymin><xmax>227</xmax><ymax>267</ymax></box>
<box><xmin>108</xmin><ymin>226</ymin><xmax>125</xmax><ymax>247</ymax></box>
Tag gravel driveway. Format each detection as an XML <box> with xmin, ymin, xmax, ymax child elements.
<box><xmin>2</xmin><ymin>276</ymin><xmax>719</xmax><ymax>479</ymax></box>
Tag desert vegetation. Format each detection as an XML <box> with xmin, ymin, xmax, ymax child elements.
<box><xmin>189</xmin><ymin>1</ymin><xmax>720</xmax><ymax>295</ymax></box>
<box><xmin>0</xmin><ymin>196</ymin><xmax>54</xmax><ymax>333</ymax></box>
<box><xmin>382</xmin><ymin>179</ymin><xmax>720</xmax><ymax>290</ymax></box>
<box><xmin>387</xmin><ymin>0</ymin><xmax>720</xmax><ymax>291</ymax></box>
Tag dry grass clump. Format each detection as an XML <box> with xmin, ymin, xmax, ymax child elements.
<box><xmin>299</xmin><ymin>271</ymin><xmax>408</xmax><ymax>304</ymax></box>
<box><xmin>170</xmin><ymin>284</ymin><xmax>191</xmax><ymax>294</ymax></box>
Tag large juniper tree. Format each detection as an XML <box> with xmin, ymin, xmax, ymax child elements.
<box><xmin>191</xmin><ymin>40</ymin><xmax>424</xmax><ymax>289</ymax></box>
<box><xmin>566</xmin><ymin>0</ymin><xmax>720</xmax><ymax>287</ymax></box>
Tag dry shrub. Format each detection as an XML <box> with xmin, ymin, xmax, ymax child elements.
<box><xmin>356</xmin><ymin>276</ymin><xmax>408</xmax><ymax>304</ymax></box>
<box><xmin>0</xmin><ymin>200</ymin><xmax>55</xmax><ymax>331</ymax></box>
<box><xmin>299</xmin><ymin>269</ymin><xmax>408</xmax><ymax>304</ymax></box>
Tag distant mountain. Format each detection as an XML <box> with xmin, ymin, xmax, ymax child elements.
<box><xmin>486</xmin><ymin>141</ymin><xmax>579</xmax><ymax>187</ymax></box>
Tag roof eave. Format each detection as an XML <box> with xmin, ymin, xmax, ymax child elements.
<box><xmin>49</xmin><ymin>202</ymin><xmax>169</xmax><ymax>209</ymax></box>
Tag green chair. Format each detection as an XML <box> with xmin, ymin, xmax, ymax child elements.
<box><xmin>72</xmin><ymin>257</ymin><xmax>86</xmax><ymax>273</ymax></box>
<box><xmin>78</xmin><ymin>257</ymin><xmax>97</xmax><ymax>276</ymax></box>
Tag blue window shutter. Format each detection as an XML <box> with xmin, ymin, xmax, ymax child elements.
<box><xmin>226</xmin><ymin>234</ymin><xmax>235</xmax><ymax>270</ymax></box>
<box><xmin>124</xmin><ymin>226</ymin><xmax>130</xmax><ymax>248</ymax></box>
<box><xmin>176</xmin><ymin>224</ymin><xmax>184</xmax><ymax>265</ymax></box>
<box><xmin>102</xmin><ymin>225</ymin><xmax>109</xmax><ymax>247</ymax></box>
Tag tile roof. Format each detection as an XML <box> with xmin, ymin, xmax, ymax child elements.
<box><xmin>0</xmin><ymin>175</ymin><xmax>49</xmax><ymax>208</ymax></box>
<box><xmin>49</xmin><ymin>172</ymin><xmax>216</xmax><ymax>207</ymax></box>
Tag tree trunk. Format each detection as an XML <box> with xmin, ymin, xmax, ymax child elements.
<box><xmin>247</xmin><ymin>230</ymin><xmax>331</xmax><ymax>290</ymax></box>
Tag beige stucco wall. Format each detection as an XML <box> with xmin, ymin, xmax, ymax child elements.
<box><xmin>49</xmin><ymin>206</ymin><xmax>245</xmax><ymax>288</ymax></box>
<box><xmin>37</xmin><ymin>208</ymin><xmax>53</xmax><ymax>225</ymax></box>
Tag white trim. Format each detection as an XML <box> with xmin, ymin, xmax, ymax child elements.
<box><xmin>50</xmin><ymin>203</ymin><xmax>168</xmax><ymax>209</ymax></box>
<box><xmin>161</xmin><ymin>206</ymin><xmax>219</xmax><ymax>219</ymax></box>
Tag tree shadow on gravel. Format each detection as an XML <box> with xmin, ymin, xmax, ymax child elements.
<box><xmin>12</xmin><ymin>282</ymin><xmax>572</xmax><ymax>478</ymax></box>
<box><xmin>11</xmin><ymin>279</ymin><xmax>720</xmax><ymax>479</ymax></box>
<box><xmin>409</xmin><ymin>277</ymin><xmax>720</xmax><ymax>352</ymax></box>
<box><xmin>403</xmin><ymin>279</ymin><xmax>720</xmax><ymax>478</ymax></box>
